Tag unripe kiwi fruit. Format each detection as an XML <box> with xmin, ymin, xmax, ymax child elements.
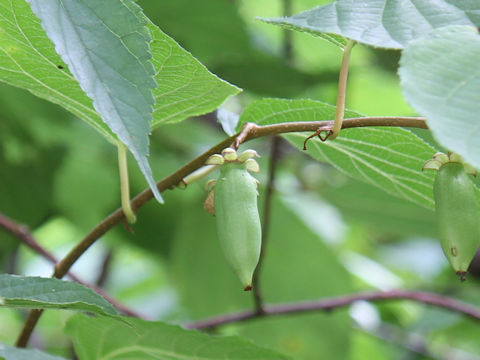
<box><xmin>434</xmin><ymin>161</ymin><xmax>480</xmax><ymax>279</ymax></box>
<box><xmin>214</xmin><ymin>162</ymin><xmax>261</xmax><ymax>290</ymax></box>
<box><xmin>424</xmin><ymin>153</ymin><xmax>480</xmax><ymax>281</ymax></box>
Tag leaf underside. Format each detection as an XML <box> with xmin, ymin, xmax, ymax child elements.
<box><xmin>259</xmin><ymin>0</ymin><xmax>480</xmax><ymax>49</ymax></box>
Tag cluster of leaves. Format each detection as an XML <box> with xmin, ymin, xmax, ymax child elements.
<box><xmin>1</xmin><ymin>0</ymin><xmax>480</xmax><ymax>359</ymax></box>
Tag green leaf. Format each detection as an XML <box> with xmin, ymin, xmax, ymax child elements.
<box><xmin>0</xmin><ymin>274</ymin><xmax>117</xmax><ymax>316</ymax></box>
<box><xmin>25</xmin><ymin>0</ymin><xmax>162</xmax><ymax>202</ymax></box>
<box><xmin>239</xmin><ymin>98</ymin><xmax>437</xmax><ymax>208</ymax></box>
<box><xmin>399</xmin><ymin>26</ymin><xmax>480</xmax><ymax>171</ymax></box>
<box><xmin>0</xmin><ymin>0</ymin><xmax>239</xmax><ymax>202</ymax></box>
<box><xmin>0</xmin><ymin>343</ymin><xmax>66</xmax><ymax>360</ymax></box>
<box><xmin>66</xmin><ymin>314</ymin><xmax>291</xmax><ymax>360</ymax></box>
<box><xmin>259</xmin><ymin>0</ymin><xmax>479</xmax><ymax>49</ymax></box>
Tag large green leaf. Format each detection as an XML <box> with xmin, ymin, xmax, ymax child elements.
<box><xmin>0</xmin><ymin>343</ymin><xmax>66</xmax><ymax>360</ymax></box>
<box><xmin>239</xmin><ymin>98</ymin><xmax>437</xmax><ymax>209</ymax></box>
<box><xmin>399</xmin><ymin>26</ymin><xmax>480</xmax><ymax>172</ymax></box>
<box><xmin>25</xmin><ymin>0</ymin><xmax>163</xmax><ymax>201</ymax></box>
<box><xmin>66</xmin><ymin>314</ymin><xmax>291</xmax><ymax>360</ymax></box>
<box><xmin>259</xmin><ymin>0</ymin><xmax>479</xmax><ymax>49</ymax></box>
<box><xmin>0</xmin><ymin>274</ymin><xmax>117</xmax><ymax>316</ymax></box>
<box><xmin>0</xmin><ymin>0</ymin><xmax>239</xmax><ymax>201</ymax></box>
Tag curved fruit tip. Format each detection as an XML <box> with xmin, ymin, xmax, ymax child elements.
<box><xmin>244</xmin><ymin>284</ymin><xmax>253</xmax><ymax>291</ymax></box>
<box><xmin>456</xmin><ymin>271</ymin><xmax>467</xmax><ymax>282</ymax></box>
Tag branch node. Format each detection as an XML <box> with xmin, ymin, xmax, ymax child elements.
<box><xmin>234</xmin><ymin>123</ymin><xmax>258</xmax><ymax>149</ymax></box>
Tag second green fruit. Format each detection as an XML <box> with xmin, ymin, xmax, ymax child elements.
<box><xmin>427</xmin><ymin>155</ymin><xmax>480</xmax><ymax>279</ymax></box>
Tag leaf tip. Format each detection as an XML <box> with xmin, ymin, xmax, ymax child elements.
<box><xmin>152</xmin><ymin>187</ymin><xmax>164</xmax><ymax>204</ymax></box>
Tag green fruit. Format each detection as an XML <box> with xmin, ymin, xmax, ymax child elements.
<box><xmin>214</xmin><ymin>162</ymin><xmax>261</xmax><ymax>290</ymax></box>
<box><xmin>434</xmin><ymin>161</ymin><xmax>480</xmax><ymax>279</ymax></box>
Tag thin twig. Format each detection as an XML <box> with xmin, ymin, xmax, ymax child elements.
<box><xmin>16</xmin><ymin>309</ymin><xmax>42</xmax><ymax>347</ymax></box>
<box><xmin>186</xmin><ymin>289</ymin><xmax>480</xmax><ymax>330</ymax></box>
<box><xmin>252</xmin><ymin>136</ymin><xmax>281</xmax><ymax>314</ymax></box>
<box><xmin>95</xmin><ymin>249</ymin><xmax>114</xmax><ymax>288</ymax></box>
<box><xmin>17</xmin><ymin>116</ymin><xmax>427</xmax><ymax>346</ymax></box>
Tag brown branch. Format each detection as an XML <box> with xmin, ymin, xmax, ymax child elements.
<box><xmin>252</xmin><ymin>136</ymin><xmax>281</xmax><ymax>314</ymax></box>
<box><xmin>239</xmin><ymin>117</ymin><xmax>427</xmax><ymax>144</ymax></box>
<box><xmin>186</xmin><ymin>289</ymin><xmax>480</xmax><ymax>330</ymax></box>
<box><xmin>16</xmin><ymin>309</ymin><xmax>42</xmax><ymax>347</ymax></box>
<box><xmin>17</xmin><ymin>116</ymin><xmax>427</xmax><ymax>346</ymax></box>
<box><xmin>95</xmin><ymin>249</ymin><xmax>114</xmax><ymax>288</ymax></box>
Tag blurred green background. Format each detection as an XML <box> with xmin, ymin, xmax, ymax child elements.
<box><xmin>1</xmin><ymin>1</ymin><xmax>479</xmax><ymax>359</ymax></box>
